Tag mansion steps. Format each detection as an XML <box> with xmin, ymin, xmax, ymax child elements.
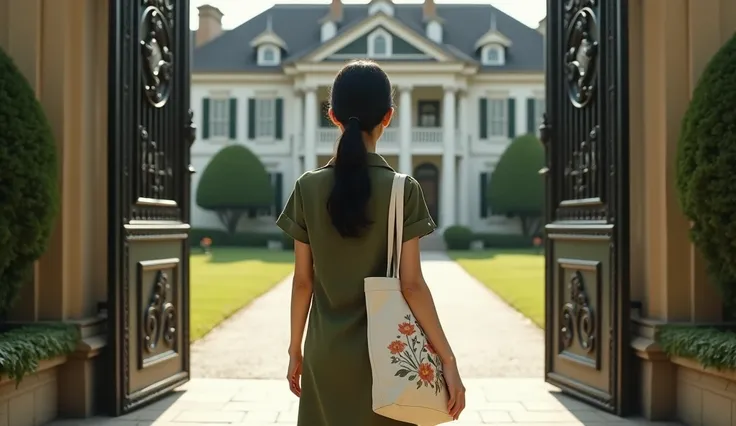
<box><xmin>192</xmin><ymin>0</ymin><xmax>545</xmax><ymax>232</ymax></box>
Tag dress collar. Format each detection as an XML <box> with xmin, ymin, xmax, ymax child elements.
<box><xmin>324</xmin><ymin>152</ymin><xmax>394</xmax><ymax>171</ymax></box>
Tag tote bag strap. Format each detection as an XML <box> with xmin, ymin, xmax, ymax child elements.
<box><xmin>385</xmin><ymin>174</ymin><xmax>407</xmax><ymax>278</ymax></box>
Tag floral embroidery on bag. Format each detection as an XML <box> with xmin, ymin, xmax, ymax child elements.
<box><xmin>387</xmin><ymin>314</ymin><xmax>446</xmax><ymax>394</ymax></box>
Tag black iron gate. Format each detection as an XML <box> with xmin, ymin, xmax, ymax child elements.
<box><xmin>107</xmin><ymin>0</ymin><xmax>194</xmax><ymax>416</ymax></box>
<box><xmin>542</xmin><ymin>0</ymin><xmax>631</xmax><ymax>415</ymax></box>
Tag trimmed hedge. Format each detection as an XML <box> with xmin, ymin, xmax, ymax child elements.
<box><xmin>0</xmin><ymin>323</ymin><xmax>78</xmax><ymax>383</ymax></box>
<box><xmin>676</xmin><ymin>31</ymin><xmax>736</xmax><ymax>310</ymax></box>
<box><xmin>0</xmin><ymin>47</ymin><xmax>59</xmax><ymax>317</ymax></box>
<box><xmin>443</xmin><ymin>226</ymin><xmax>474</xmax><ymax>250</ymax></box>
<box><xmin>657</xmin><ymin>325</ymin><xmax>736</xmax><ymax>370</ymax></box>
<box><xmin>190</xmin><ymin>229</ymin><xmax>293</xmax><ymax>250</ymax></box>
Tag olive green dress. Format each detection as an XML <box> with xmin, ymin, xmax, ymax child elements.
<box><xmin>276</xmin><ymin>153</ymin><xmax>437</xmax><ymax>426</ymax></box>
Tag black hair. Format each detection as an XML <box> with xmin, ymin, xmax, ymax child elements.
<box><xmin>327</xmin><ymin>60</ymin><xmax>393</xmax><ymax>238</ymax></box>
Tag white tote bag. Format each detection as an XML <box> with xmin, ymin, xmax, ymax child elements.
<box><xmin>364</xmin><ymin>174</ymin><xmax>453</xmax><ymax>426</ymax></box>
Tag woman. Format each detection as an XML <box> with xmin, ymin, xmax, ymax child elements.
<box><xmin>276</xmin><ymin>60</ymin><xmax>465</xmax><ymax>426</ymax></box>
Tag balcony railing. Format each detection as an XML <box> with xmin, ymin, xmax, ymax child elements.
<box><xmin>316</xmin><ymin>127</ymin><xmax>443</xmax><ymax>145</ymax></box>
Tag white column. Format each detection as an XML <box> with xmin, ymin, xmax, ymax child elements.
<box><xmin>457</xmin><ymin>92</ymin><xmax>470</xmax><ymax>226</ymax></box>
<box><xmin>441</xmin><ymin>86</ymin><xmax>457</xmax><ymax>228</ymax></box>
<box><xmin>303</xmin><ymin>88</ymin><xmax>318</xmax><ymax>171</ymax></box>
<box><xmin>399</xmin><ymin>85</ymin><xmax>413</xmax><ymax>175</ymax></box>
<box><xmin>292</xmin><ymin>91</ymin><xmax>304</xmax><ymax>177</ymax></box>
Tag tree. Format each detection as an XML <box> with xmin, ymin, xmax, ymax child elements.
<box><xmin>676</xmin><ymin>31</ymin><xmax>736</xmax><ymax>310</ymax></box>
<box><xmin>196</xmin><ymin>145</ymin><xmax>274</xmax><ymax>235</ymax></box>
<box><xmin>487</xmin><ymin>133</ymin><xmax>545</xmax><ymax>237</ymax></box>
<box><xmin>0</xmin><ymin>47</ymin><xmax>59</xmax><ymax>317</ymax></box>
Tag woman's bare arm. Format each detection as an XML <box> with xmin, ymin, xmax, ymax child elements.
<box><xmin>288</xmin><ymin>240</ymin><xmax>313</xmax><ymax>356</ymax></box>
<box><xmin>398</xmin><ymin>237</ymin><xmax>455</xmax><ymax>364</ymax></box>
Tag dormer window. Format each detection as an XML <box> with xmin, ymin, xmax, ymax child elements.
<box><xmin>368</xmin><ymin>0</ymin><xmax>394</xmax><ymax>16</ymax></box>
<box><xmin>426</xmin><ymin>20</ymin><xmax>443</xmax><ymax>44</ymax></box>
<box><xmin>482</xmin><ymin>45</ymin><xmax>505</xmax><ymax>66</ymax></box>
<box><xmin>321</xmin><ymin>21</ymin><xmax>337</xmax><ymax>42</ymax></box>
<box><xmin>368</xmin><ymin>28</ymin><xmax>392</xmax><ymax>58</ymax></box>
<box><xmin>258</xmin><ymin>45</ymin><xmax>280</xmax><ymax>66</ymax></box>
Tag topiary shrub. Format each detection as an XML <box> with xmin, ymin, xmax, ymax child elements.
<box><xmin>487</xmin><ymin>134</ymin><xmax>545</xmax><ymax>237</ymax></box>
<box><xmin>676</xmin><ymin>32</ymin><xmax>736</xmax><ymax>310</ymax></box>
<box><xmin>196</xmin><ymin>145</ymin><xmax>274</xmax><ymax>235</ymax></box>
<box><xmin>443</xmin><ymin>226</ymin><xmax>474</xmax><ymax>250</ymax></box>
<box><xmin>0</xmin><ymin>47</ymin><xmax>59</xmax><ymax>317</ymax></box>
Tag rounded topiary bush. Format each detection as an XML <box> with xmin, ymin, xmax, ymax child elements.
<box><xmin>0</xmin><ymin>47</ymin><xmax>59</xmax><ymax>317</ymax></box>
<box><xmin>443</xmin><ymin>226</ymin><xmax>474</xmax><ymax>250</ymax></box>
<box><xmin>676</xmin><ymin>32</ymin><xmax>736</xmax><ymax>308</ymax></box>
<box><xmin>487</xmin><ymin>133</ymin><xmax>545</xmax><ymax>237</ymax></box>
<box><xmin>196</xmin><ymin>145</ymin><xmax>273</xmax><ymax>234</ymax></box>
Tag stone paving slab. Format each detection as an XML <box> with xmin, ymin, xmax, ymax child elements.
<box><xmin>46</xmin><ymin>378</ymin><xmax>680</xmax><ymax>426</ymax></box>
<box><xmin>191</xmin><ymin>252</ymin><xmax>543</xmax><ymax>379</ymax></box>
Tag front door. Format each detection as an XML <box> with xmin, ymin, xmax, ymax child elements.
<box><xmin>542</xmin><ymin>0</ymin><xmax>631</xmax><ymax>416</ymax></box>
<box><xmin>414</xmin><ymin>164</ymin><xmax>439</xmax><ymax>224</ymax></box>
<box><xmin>107</xmin><ymin>0</ymin><xmax>195</xmax><ymax>416</ymax></box>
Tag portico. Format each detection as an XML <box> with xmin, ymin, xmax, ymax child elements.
<box><xmin>295</xmin><ymin>81</ymin><xmax>468</xmax><ymax>229</ymax></box>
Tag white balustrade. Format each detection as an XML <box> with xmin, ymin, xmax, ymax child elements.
<box><xmin>412</xmin><ymin>128</ymin><xmax>443</xmax><ymax>144</ymax></box>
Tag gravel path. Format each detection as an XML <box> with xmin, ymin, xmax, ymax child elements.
<box><xmin>191</xmin><ymin>252</ymin><xmax>543</xmax><ymax>379</ymax></box>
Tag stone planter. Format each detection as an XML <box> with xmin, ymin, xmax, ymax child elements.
<box><xmin>0</xmin><ymin>356</ymin><xmax>66</xmax><ymax>426</ymax></box>
<box><xmin>673</xmin><ymin>356</ymin><xmax>736</xmax><ymax>425</ymax></box>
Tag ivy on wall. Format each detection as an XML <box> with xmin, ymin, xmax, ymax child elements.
<box><xmin>0</xmin><ymin>324</ymin><xmax>78</xmax><ymax>384</ymax></box>
<box><xmin>657</xmin><ymin>325</ymin><xmax>736</xmax><ymax>370</ymax></box>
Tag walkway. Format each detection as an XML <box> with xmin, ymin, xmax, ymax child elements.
<box><xmin>48</xmin><ymin>378</ymin><xmax>681</xmax><ymax>425</ymax></box>
<box><xmin>190</xmin><ymin>252</ymin><xmax>543</xmax><ymax>379</ymax></box>
<box><xmin>46</xmin><ymin>253</ymin><xmax>678</xmax><ymax>425</ymax></box>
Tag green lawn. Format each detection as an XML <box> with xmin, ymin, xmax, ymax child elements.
<box><xmin>190</xmin><ymin>248</ymin><xmax>294</xmax><ymax>341</ymax></box>
<box><xmin>448</xmin><ymin>249</ymin><xmax>545</xmax><ymax>328</ymax></box>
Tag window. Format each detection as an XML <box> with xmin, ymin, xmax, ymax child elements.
<box><xmin>209</xmin><ymin>99</ymin><xmax>230</xmax><ymax>138</ymax></box>
<box><xmin>487</xmin><ymin>99</ymin><xmax>507</xmax><ymax>137</ymax></box>
<box><xmin>418</xmin><ymin>101</ymin><xmax>440</xmax><ymax>127</ymax></box>
<box><xmin>482</xmin><ymin>45</ymin><xmax>505</xmax><ymax>66</ymax></box>
<box><xmin>368</xmin><ymin>29</ymin><xmax>392</xmax><ymax>58</ymax></box>
<box><xmin>256</xmin><ymin>98</ymin><xmax>276</xmax><ymax>138</ymax></box>
<box><xmin>257</xmin><ymin>45</ymin><xmax>280</xmax><ymax>66</ymax></box>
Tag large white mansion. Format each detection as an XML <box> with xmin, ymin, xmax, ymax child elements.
<box><xmin>191</xmin><ymin>0</ymin><xmax>545</xmax><ymax>233</ymax></box>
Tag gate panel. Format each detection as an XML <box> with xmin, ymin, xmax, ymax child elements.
<box><xmin>108</xmin><ymin>0</ymin><xmax>195</xmax><ymax>416</ymax></box>
<box><xmin>542</xmin><ymin>0</ymin><xmax>630</xmax><ymax>415</ymax></box>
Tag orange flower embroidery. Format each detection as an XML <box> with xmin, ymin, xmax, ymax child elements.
<box><xmin>398</xmin><ymin>322</ymin><xmax>416</xmax><ymax>336</ymax></box>
<box><xmin>418</xmin><ymin>363</ymin><xmax>435</xmax><ymax>383</ymax></box>
<box><xmin>388</xmin><ymin>340</ymin><xmax>407</xmax><ymax>354</ymax></box>
<box><xmin>388</xmin><ymin>314</ymin><xmax>446</xmax><ymax>395</ymax></box>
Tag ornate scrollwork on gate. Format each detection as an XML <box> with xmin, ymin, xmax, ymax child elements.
<box><xmin>139</xmin><ymin>126</ymin><xmax>172</xmax><ymax>197</ymax></box>
<box><xmin>142</xmin><ymin>270</ymin><xmax>177</xmax><ymax>353</ymax></box>
<box><xmin>564</xmin><ymin>0</ymin><xmax>598</xmax><ymax>108</ymax></box>
<box><xmin>140</xmin><ymin>3</ymin><xmax>174</xmax><ymax>108</ymax></box>
<box><xmin>186</xmin><ymin>109</ymin><xmax>197</xmax><ymax>175</ymax></box>
<box><xmin>564</xmin><ymin>126</ymin><xmax>599</xmax><ymax>195</ymax></box>
<box><xmin>560</xmin><ymin>270</ymin><xmax>595</xmax><ymax>353</ymax></box>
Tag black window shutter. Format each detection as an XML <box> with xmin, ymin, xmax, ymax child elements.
<box><xmin>274</xmin><ymin>173</ymin><xmax>284</xmax><ymax>214</ymax></box>
<box><xmin>479</xmin><ymin>98</ymin><xmax>488</xmax><ymax>139</ymax></box>
<box><xmin>507</xmin><ymin>98</ymin><xmax>516</xmax><ymax>138</ymax></box>
<box><xmin>480</xmin><ymin>172</ymin><xmax>488</xmax><ymax>218</ymax></box>
<box><xmin>275</xmin><ymin>98</ymin><xmax>284</xmax><ymax>140</ymax></box>
<box><xmin>526</xmin><ymin>97</ymin><xmax>535</xmax><ymax>135</ymax></box>
<box><xmin>202</xmin><ymin>98</ymin><xmax>210</xmax><ymax>139</ymax></box>
<box><xmin>229</xmin><ymin>98</ymin><xmax>237</xmax><ymax>139</ymax></box>
<box><xmin>248</xmin><ymin>98</ymin><xmax>256</xmax><ymax>140</ymax></box>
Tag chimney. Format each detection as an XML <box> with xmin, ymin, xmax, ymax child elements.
<box><xmin>196</xmin><ymin>5</ymin><xmax>224</xmax><ymax>47</ymax></box>
<box><xmin>329</xmin><ymin>0</ymin><xmax>343</xmax><ymax>22</ymax></box>
<box><xmin>423</xmin><ymin>0</ymin><xmax>437</xmax><ymax>22</ymax></box>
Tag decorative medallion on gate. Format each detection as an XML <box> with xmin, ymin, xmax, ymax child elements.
<box><xmin>140</xmin><ymin>3</ymin><xmax>174</xmax><ymax>108</ymax></box>
<box><xmin>564</xmin><ymin>0</ymin><xmax>598</xmax><ymax>108</ymax></box>
<box><xmin>142</xmin><ymin>270</ymin><xmax>177</xmax><ymax>353</ymax></box>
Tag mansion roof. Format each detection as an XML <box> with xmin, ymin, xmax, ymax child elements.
<box><xmin>193</xmin><ymin>3</ymin><xmax>544</xmax><ymax>74</ymax></box>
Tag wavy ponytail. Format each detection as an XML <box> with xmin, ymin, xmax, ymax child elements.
<box><xmin>327</xmin><ymin>117</ymin><xmax>372</xmax><ymax>238</ymax></box>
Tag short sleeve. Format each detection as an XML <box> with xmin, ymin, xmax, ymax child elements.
<box><xmin>276</xmin><ymin>180</ymin><xmax>309</xmax><ymax>244</ymax></box>
<box><xmin>402</xmin><ymin>177</ymin><xmax>437</xmax><ymax>242</ymax></box>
